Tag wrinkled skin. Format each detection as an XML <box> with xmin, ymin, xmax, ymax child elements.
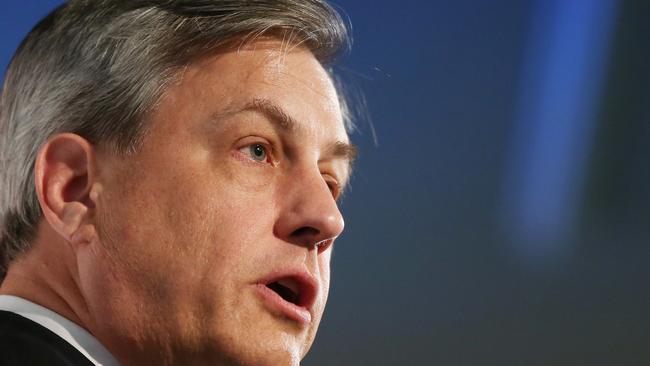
<box><xmin>78</xmin><ymin>41</ymin><xmax>352</xmax><ymax>365</ymax></box>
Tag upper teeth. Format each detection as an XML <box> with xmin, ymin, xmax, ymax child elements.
<box><xmin>277</xmin><ymin>278</ymin><xmax>299</xmax><ymax>295</ymax></box>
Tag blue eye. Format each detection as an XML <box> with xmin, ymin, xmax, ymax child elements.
<box><xmin>249</xmin><ymin>144</ymin><xmax>267</xmax><ymax>162</ymax></box>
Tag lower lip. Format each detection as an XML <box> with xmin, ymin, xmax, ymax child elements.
<box><xmin>253</xmin><ymin>284</ymin><xmax>312</xmax><ymax>325</ymax></box>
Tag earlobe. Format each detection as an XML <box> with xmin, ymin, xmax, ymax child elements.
<box><xmin>34</xmin><ymin>133</ymin><xmax>99</xmax><ymax>245</ymax></box>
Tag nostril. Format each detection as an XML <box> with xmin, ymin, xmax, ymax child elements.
<box><xmin>290</xmin><ymin>226</ymin><xmax>320</xmax><ymax>246</ymax></box>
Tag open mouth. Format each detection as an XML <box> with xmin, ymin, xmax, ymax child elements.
<box><xmin>266</xmin><ymin>280</ymin><xmax>301</xmax><ymax>305</ymax></box>
<box><xmin>259</xmin><ymin>272</ymin><xmax>318</xmax><ymax>310</ymax></box>
<box><xmin>255</xmin><ymin>270</ymin><xmax>318</xmax><ymax>324</ymax></box>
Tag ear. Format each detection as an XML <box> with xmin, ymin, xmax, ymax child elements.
<box><xmin>34</xmin><ymin>133</ymin><xmax>100</xmax><ymax>245</ymax></box>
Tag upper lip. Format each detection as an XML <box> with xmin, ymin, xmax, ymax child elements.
<box><xmin>256</xmin><ymin>268</ymin><xmax>319</xmax><ymax>311</ymax></box>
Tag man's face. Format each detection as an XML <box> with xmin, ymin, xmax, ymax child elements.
<box><xmin>81</xmin><ymin>40</ymin><xmax>351</xmax><ymax>365</ymax></box>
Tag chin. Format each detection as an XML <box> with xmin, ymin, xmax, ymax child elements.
<box><xmin>201</xmin><ymin>296</ymin><xmax>319</xmax><ymax>366</ymax></box>
<box><xmin>207</xmin><ymin>343</ymin><xmax>303</xmax><ymax>366</ymax></box>
<box><xmin>199</xmin><ymin>322</ymin><xmax>311</xmax><ymax>366</ymax></box>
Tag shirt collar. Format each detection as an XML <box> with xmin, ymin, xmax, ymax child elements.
<box><xmin>0</xmin><ymin>295</ymin><xmax>120</xmax><ymax>366</ymax></box>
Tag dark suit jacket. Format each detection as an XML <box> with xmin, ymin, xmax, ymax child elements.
<box><xmin>0</xmin><ymin>310</ymin><xmax>94</xmax><ymax>365</ymax></box>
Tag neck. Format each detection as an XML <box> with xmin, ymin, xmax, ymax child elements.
<box><xmin>0</xmin><ymin>224</ymin><xmax>90</xmax><ymax>331</ymax></box>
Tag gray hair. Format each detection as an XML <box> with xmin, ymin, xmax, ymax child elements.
<box><xmin>0</xmin><ymin>0</ymin><xmax>351</xmax><ymax>280</ymax></box>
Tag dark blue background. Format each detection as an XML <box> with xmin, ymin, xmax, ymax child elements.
<box><xmin>2</xmin><ymin>1</ymin><xmax>649</xmax><ymax>365</ymax></box>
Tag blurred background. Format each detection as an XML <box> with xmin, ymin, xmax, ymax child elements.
<box><xmin>2</xmin><ymin>1</ymin><xmax>648</xmax><ymax>365</ymax></box>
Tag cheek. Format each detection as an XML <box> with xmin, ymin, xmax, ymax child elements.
<box><xmin>94</xmin><ymin>144</ymin><xmax>283</xmax><ymax>311</ymax></box>
<box><xmin>316</xmin><ymin>250</ymin><xmax>333</xmax><ymax>309</ymax></box>
<box><xmin>122</xmin><ymin>165</ymin><xmax>275</xmax><ymax>277</ymax></box>
<box><xmin>94</xmin><ymin>166</ymin><xmax>215</xmax><ymax>294</ymax></box>
<box><xmin>223</xmin><ymin>156</ymin><xmax>281</xmax><ymax>199</ymax></box>
<box><xmin>319</xmin><ymin>251</ymin><xmax>332</xmax><ymax>284</ymax></box>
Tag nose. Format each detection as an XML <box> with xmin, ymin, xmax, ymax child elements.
<box><xmin>274</xmin><ymin>167</ymin><xmax>345</xmax><ymax>250</ymax></box>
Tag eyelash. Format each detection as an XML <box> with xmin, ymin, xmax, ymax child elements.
<box><xmin>323</xmin><ymin>175</ymin><xmax>341</xmax><ymax>200</ymax></box>
<box><xmin>238</xmin><ymin>141</ymin><xmax>275</xmax><ymax>165</ymax></box>
<box><xmin>237</xmin><ymin>140</ymin><xmax>341</xmax><ymax>200</ymax></box>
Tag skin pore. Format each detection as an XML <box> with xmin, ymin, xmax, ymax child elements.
<box><xmin>0</xmin><ymin>39</ymin><xmax>353</xmax><ymax>365</ymax></box>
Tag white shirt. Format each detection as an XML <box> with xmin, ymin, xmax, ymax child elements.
<box><xmin>0</xmin><ymin>295</ymin><xmax>120</xmax><ymax>366</ymax></box>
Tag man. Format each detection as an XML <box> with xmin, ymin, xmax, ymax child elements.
<box><xmin>0</xmin><ymin>1</ymin><xmax>356</xmax><ymax>365</ymax></box>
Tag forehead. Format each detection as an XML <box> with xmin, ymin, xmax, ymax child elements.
<box><xmin>167</xmin><ymin>39</ymin><xmax>348</xmax><ymax>142</ymax></box>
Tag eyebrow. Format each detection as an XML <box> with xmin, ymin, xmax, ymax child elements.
<box><xmin>239</xmin><ymin>98</ymin><xmax>358</xmax><ymax>179</ymax></box>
